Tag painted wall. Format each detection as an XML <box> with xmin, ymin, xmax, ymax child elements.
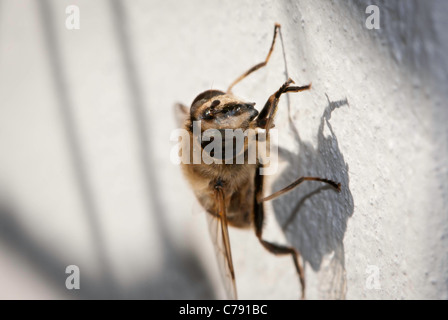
<box><xmin>0</xmin><ymin>0</ymin><xmax>446</xmax><ymax>299</ymax></box>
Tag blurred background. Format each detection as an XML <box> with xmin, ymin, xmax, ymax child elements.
<box><xmin>0</xmin><ymin>0</ymin><xmax>447</xmax><ymax>299</ymax></box>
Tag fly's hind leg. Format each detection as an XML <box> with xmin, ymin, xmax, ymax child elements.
<box><xmin>227</xmin><ymin>23</ymin><xmax>281</xmax><ymax>94</ymax></box>
<box><xmin>255</xmin><ymin>173</ymin><xmax>342</xmax><ymax>299</ymax></box>
<box><xmin>260</xmin><ymin>177</ymin><xmax>341</xmax><ymax>203</ymax></box>
<box><xmin>256</xmin><ymin>227</ymin><xmax>306</xmax><ymax>300</ymax></box>
<box><xmin>254</xmin><ymin>166</ymin><xmax>306</xmax><ymax>299</ymax></box>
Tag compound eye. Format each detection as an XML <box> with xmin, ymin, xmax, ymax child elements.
<box><xmin>203</xmin><ymin>100</ymin><xmax>221</xmax><ymax>120</ymax></box>
<box><xmin>203</xmin><ymin>108</ymin><xmax>213</xmax><ymax>120</ymax></box>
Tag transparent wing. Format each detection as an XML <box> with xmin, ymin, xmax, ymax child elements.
<box><xmin>173</xmin><ymin>102</ymin><xmax>189</xmax><ymax>128</ymax></box>
<box><xmin>206</xmin><ymin>188</ymin><xmax>238</xmax><ymax>300</ymax></box>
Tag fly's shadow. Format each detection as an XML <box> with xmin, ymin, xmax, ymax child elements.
<box><xmin>271</xmin><ymin>94</ymin><xmax>354</xmax><ymax>299</ymax></box>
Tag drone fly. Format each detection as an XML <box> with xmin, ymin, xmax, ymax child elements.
<box><xmin>174</xmin><ymin>24</ymin><xmax>341</xmax><ymax>299</ymax></box>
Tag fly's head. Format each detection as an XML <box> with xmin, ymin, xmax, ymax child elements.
<box><xmin>189</xmin><ymin>90</ymin><xmax>258</xmax><ymax>132</ymax></box>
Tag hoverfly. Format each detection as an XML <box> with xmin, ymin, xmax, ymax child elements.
<box><xmin>174</xmin><ymin>24</ymin><xmax>341</xmax><ymax>299</ymax></box>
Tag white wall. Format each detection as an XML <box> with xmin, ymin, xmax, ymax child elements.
<box><xmin>0</xmin><ymin>0</ymin><xmax>446</xmax><ymax>299</ymax></box>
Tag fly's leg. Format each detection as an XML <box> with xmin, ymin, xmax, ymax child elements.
<box><xmin>227</xmin><ymin>23</ymin><xmax>281</xmax><ymax>94</ymax></box>
<box><xmin>256</xmin><ymin>78</ymin><xmax>311</xmax><ymax>135</ymax></box>
<box><xmin>260</xmin><ymin>177</ymin><xmax>341</xmax><ymax>202</ymax></box>
<box><xmin>254</xmin><ymin>165</ymin><xmax>306</xmax><ymax>299</ymax></box>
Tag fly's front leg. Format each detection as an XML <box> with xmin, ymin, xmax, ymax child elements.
<box><xmin>256</xmin><ymin>78</ymin><xmax>311</xmax><ymax>135</ymax></box>
<box><xmin>227</xmin><ymin>23</ymin><xmax>281</xmax><ymax>94</ymax></box>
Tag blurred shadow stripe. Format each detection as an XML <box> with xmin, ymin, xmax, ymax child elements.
<box><xmin>0</xmin><ymin>0</ymin><xmax>3</xmax><ymax>53</ymax></box>
<box><xmin>109</xmin><ymin>0</ymin><xmax>173</xmax><ymax>249</ymax></box>
<box><xmin>0</xmin><ymin>202</ymin><xmax>103</xmax><ymax>298</ymax></box>
<box><xmin>108</xmin><ymin>2</ymin><xmax>216</xmax><ymax>299</ymax></box>
<box><xmin>37</xmin><ymin>0</ymin><xmax>116</xmax><ymax>296</ymax></box>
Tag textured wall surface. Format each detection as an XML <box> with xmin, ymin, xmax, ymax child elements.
<box><xmin>0</xmin><ymin>0</ymin><xmax>447</xmax><ymax>299</ymax></box>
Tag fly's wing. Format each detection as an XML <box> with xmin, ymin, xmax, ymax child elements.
<box><xmin>206</xmin><ymin>188</ymin><xmax>238</xmax><ymax>300</ymax></box>
<box><xmin>174</xmin><ymin>103</ymin><xmax>189</xmax><ymax>128</ymax></box>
